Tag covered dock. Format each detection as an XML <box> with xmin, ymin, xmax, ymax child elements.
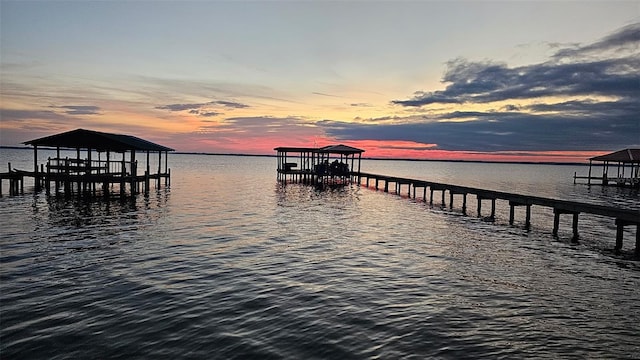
<box><xmin>275</xmin><ymin>144</ymin><xmax>364</xmax><ymax>186</ymax></box>
<box><xmin>5</xmin><ymin>128</ymin><xmax>174</xmax><ymax>197</ymax></box>
<box><xmin>574</xmin><ymin>149</ymin><xmax>640</xmax><ymax>188</ymax></box>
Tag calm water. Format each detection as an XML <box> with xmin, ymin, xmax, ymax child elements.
<box><xmin>1</xmin><ymin>149</ymin><xmax>639</xmax><ymax>359</ymax></box>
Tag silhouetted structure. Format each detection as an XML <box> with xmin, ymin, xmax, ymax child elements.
<box><xmin>574</xmin><ymin>149</ymin><xmax>640</xmax><ymax>188</ymax></box>
<box><xmin>274</xmin><ymin>144</ymin><xmax>364</xmax><ymax>186</ymax></box>
<box><xmin>2</xmin><ymin>128</ymin><xmax>174</xmax><ymax>197</ymax></box>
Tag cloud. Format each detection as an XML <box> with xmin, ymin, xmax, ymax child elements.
<box><xmin>392</xmin><ymin>57</ymin><xmax>639</xmax><ymax>106</ymax></box>
<box><xmin>312</xmin><ymin>92</ymin><xmax>343</xmax><ymax>98</ymax></box>
<box><xmin>392</xmin><ymin>23</ymin><xmax>639</xmax><ymax>107</ymax></box>
<box><xmin>50</xmin><ymin>105</ymin><xmax>101</xmax><ymax>115</ymax></box>
<box><xmin>350</xmin><ymin>103</ymin><xmax>373</xmax><ymax>107</ymax></box>
<box><xmin>167</xmin><ymin>116</ymin><xmax>326</xmax><ymax>153</ymax></box>
<box><xmin>200</xmin><ymin>111</ymin><xmax>221</xmax><ymax>117</ymax></box>
<box><xmin>322</xmin><ymin>92</ymin><xmax>640</xmax><ymax>152</ymax></box>
<box><xmin>553</xmin><ymin>22</ymin><xmax>640</xmax><ymax>59</ymax></box>
<box><xmin>192</xmin><ymin>116</ymin><xmax>323</xmax><ymax>143</ymax></box>
<box><xmin>214</xmin><ymin>100</ymin><xmax>249</xmax><ymax>109</ymax></box>
<box><xmin>156</xmin><ymin>102</ymin><xmax>208</xmax><ymax>112</ymax></box>
<box><xmin>0</xmin><ymin>108</ymin><xmax>69</xmax><ymax>122</ymax></box>
<box><xmin>155</xmin><ymin>99</ymin><xmax>249</xmax><ymax>117</ymax></box>
<box><xmin>320</xmin><ymin>110</ymin><xmax>639</xmax><ymax>152</ymax></box>
<box><xmin>377</xmin><ymin>23</ymin><xmax>640</xmax><ymax>152</ymax></box>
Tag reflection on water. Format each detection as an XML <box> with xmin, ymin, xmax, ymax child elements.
<box><xmin>1</xmin><ymin>153</ymin><xmax>639</xmax><ymax>359</ymax></box>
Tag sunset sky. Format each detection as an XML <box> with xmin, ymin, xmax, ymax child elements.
<box><xmin>1</xmin><ymin>1</ymin><xmax>638</xmax><ymax>162</ymax></box>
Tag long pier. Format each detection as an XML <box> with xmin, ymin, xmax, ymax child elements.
<box><xmin>357</xmin><ymin>172</ymin><xmax>640</xmax><ymax>256</ymax></box>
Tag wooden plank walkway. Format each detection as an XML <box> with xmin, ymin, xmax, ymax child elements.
<box><xmin>357</xmin><ymin>172</ymin><xmax>640</xmax><ymax>256</ymax></box>
<box><xmin>0</xmin><ymin>169</ymin><xmax>170</xmax><ymax>197</ymax></box>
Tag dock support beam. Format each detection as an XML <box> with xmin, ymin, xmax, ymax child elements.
<box><xmin>553</xmin><ymin>209</ymin><xmax>580</xmax><ymax>242</ymax></box>
<box><xmin>449</xmin><ymin>192</ymin><xmax>467</xmax><ymax>214</ymax></box>
<box><xmin>477</xmin><ymin>196</ymin><xmax>496</xmax><ymax>220</ymax></box>
<box><xmin>509</xmin><ymin>201</ymin><xmax>531</xmax><ymax>229</ymax></box>
<box><xmin>615</xmin><ymin>219</ymin><xmax>640</xmax><ymax>257</ymax></box>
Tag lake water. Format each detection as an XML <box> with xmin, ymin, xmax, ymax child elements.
<box><xmin>1</xmin><ymin>149</ymin><xmax>639</xmax><ymax>359</ymax></box>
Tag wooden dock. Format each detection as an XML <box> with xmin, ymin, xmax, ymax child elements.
<box><xmin>358</xmin><ymin>171</ymin><xmax>640</xmax><ymax>256</ymax></box>
<box><xmin>0</xmin><ymin>163</ymin><xmax>27</xmax><ymax>196</ymax></box>
<box><xmin>275</xmin><ymin>144</ymin><xmax>364</xmax><ymax>187</ymax></box>
<box><xmin>574</xmin><ymin>148</ymin><xmax>640</xmax><ymax>188</ymax></box>
<box><xmin>0</xmin><ymin>129</ymin><xmax>174</xmax><ymax>198</ymax></box>
<box><xmin>0</xmin><ymin>161</ymin><xmax>170</xmax><ymax>198</ymax></box>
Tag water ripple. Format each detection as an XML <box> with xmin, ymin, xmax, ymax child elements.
<box><xmin>1</xmin><ymin>154</ymin><xmax>639</xmax><ymax>359</ymax></box>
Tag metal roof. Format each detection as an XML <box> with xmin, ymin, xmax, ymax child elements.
<box><xmin>590</xmin><ymin>149</ymin><xmax>640</xmax><ymax>163</ymax></box>
<box><xmin>23</xmin><ymin>128</ymin><xmax>174</xmax><ymax>152</ymax></box>
<box><xmin>274</xmin><ymin>144</ymin><xmax>364</xmax><ymax>154</ymax></box>
<box><xmin>318</xmin><ymin>144</ymin><xmax>364</xmax><ymax>154</ymax></box>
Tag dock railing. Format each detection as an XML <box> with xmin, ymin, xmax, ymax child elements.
<box><xmin>46</xmin><ymin>157</ymin><xmax>136</xmax><ymax>176</ymax></box>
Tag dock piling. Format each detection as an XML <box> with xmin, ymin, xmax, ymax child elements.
<box><xmin>508</xmin><ymin>201</ymin><xmax>531</xmax><ymax>229</ymax></box>
<box><xmin>354</xmin><ymin>171</ymin><xmax>638</xmax><ymax>254</ymax></box>
<box><xmin>553</xmin><ymin>209</ymin><xmax>581</xmax><ymax>241</ymax></box>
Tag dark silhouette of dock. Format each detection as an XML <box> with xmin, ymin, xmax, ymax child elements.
<box><xmin>0</xmin><ymin>129</ymin><xmax>173</xmax><ymax>197</ymax></box>
<box><xmin>358</xmin><ymin>172</ymin><xmax>640</xmax><ymax>256</ymax></box>
<box><xmin>574</xmin><ymin>148</ymin><xmax>640</xmax><ymax>188</ymax></box>
<box><xmin>275</xmin><ymin>144</ymin><xmax>364</xmax><ymax>187</ymax></box>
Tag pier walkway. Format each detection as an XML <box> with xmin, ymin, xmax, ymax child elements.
<box><xmin>357</xmin><ymin>171</ymin><xmax>640</xmax><ymax>256</ymax></box>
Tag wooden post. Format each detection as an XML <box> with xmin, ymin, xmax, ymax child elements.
<box><xmin>33</xmin><ymin>145</ymin><xmax>40</xmax><ymax>191</ymax></box>
<box><xmin>449</xmin><ymin>192</ymin><xmax>454</xmax><ymax>209</ymax></box>
<box><xmin>131</xmin><ymin>151</ymin><xmax>137</xmax><ymax>195</ymax></box>
<box><xmin>509</xmin><ymin>204</ymin><xmax>515</xmax><ymax>225</ymax></box>
<box><xmin>477</xmin><ymin>195</ymin><xmax>482</xmax><ymax>217</ymax></box>
<box><xmin>87</xmin><ymin>147</ymin><xmax>93</xmax><ymax>195</ymax></box>
<box><xmin>525</xmin><ymin>204</ymin><xmax>531</xmax><ymax>230</ymax></box>
<box><xmin>462</xmin><ymin>194</ymin><xmax>467</xmax><ymax>215</ymax></box>
<box><xmin>615</xmin><ymin>219</ymin><xmax>624</xmax><ymax>254</ymax></box>
<box><xmin>635</xmin><ymin>223</ymin><xmax>640</xmax><ymax>258</ymax></box>
<box><xmin>120</xmin><ymin>153</ymin><xmax>126</xmax><ymax>196</ymax></box>
<box><xmin>64</xmin><ymin>158</ymin><xmax>70</xmax><ymax>196</ymax></box>
<box><xmin>8</xmin><ymin>163</ymin><xmax>13</xmax><ymax>196</ymax></box>
<box><xmin>491</xmin><ymin>199</ymin><xmax>496</xmax><ymax>219</ymax></box>
<box><xmin>441</xmin><ymin>190</ymin><xmax>445</xmax><ymax>206</ymax></box>
<box><xmin>55</xmin><ymin>147</ymin><xmax>60</xmax><ymax>194</ymax></box>
<box><xmin>553</xmin><ymin>209</ymin><xmax>560</xmax><ymax>237</ymax></box>
<box><xmin>46</xmin><ymin>162</ymin><xmax>51</xmax><ymax>195</ymax></box>
<box><xmin>571</xmin><ymin>213</ymin><xmax>580</xmax><ymax>242</ymax></box>
<box><xmin>429</xmin><ymin>188</ymin><xmax>434</xmax><ymax>205</ymax></box>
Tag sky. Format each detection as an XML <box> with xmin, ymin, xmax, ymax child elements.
<box><xmin>1</xmin><ymin>1</ymin><xmax>638</xmax><ymax>162</ymax></box>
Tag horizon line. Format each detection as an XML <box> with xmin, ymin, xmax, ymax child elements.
<box><xmin>1</xmin><ymin>145</ymin><xmax>591</xmax><ymax>166</ymax></box>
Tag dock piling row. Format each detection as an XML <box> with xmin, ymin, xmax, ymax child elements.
<box><xmin>358</xmin><ymin>171</ymin><xmax>639</xmax><ymax>256</ymax></box>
